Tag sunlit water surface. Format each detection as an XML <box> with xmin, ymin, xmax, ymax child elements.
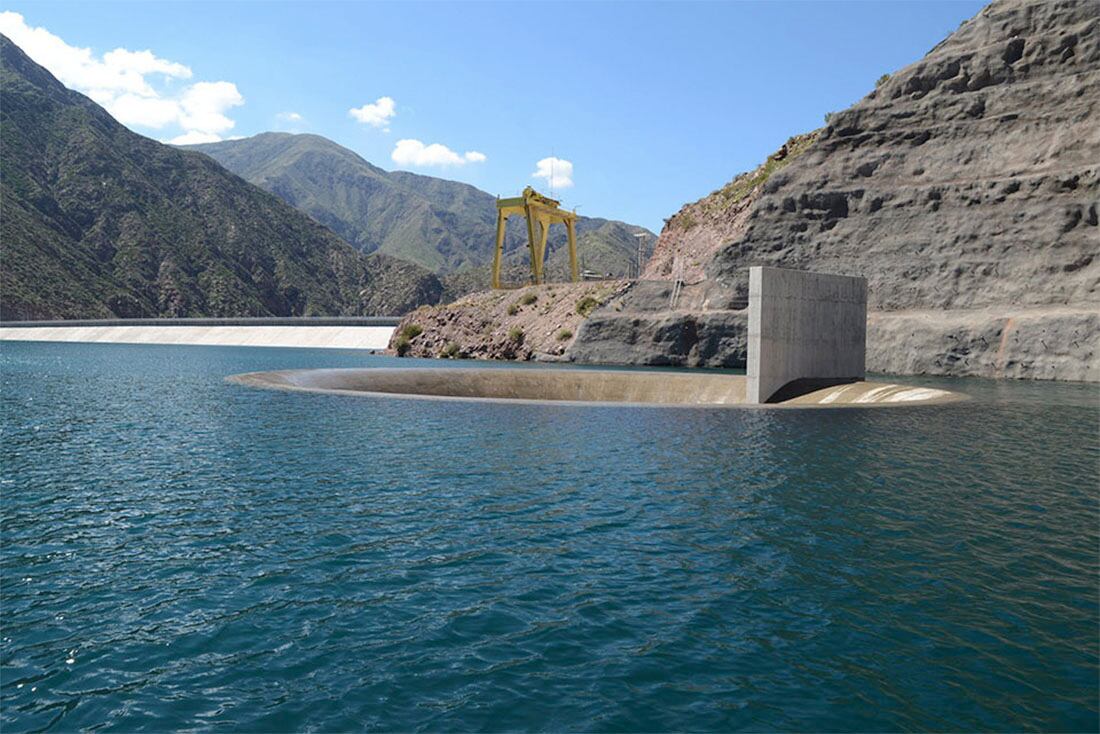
<box><xmin>2</xmin><ymin>341</ymin><xmax>1097</xmax><ymax>732</ymax></box>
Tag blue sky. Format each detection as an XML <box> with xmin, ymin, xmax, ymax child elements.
<box><xmin>2</xmin><ymin>1</ymin><xmax>984</xmax><ymax>232</ymax></box>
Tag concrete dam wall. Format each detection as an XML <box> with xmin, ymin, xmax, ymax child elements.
<box><xmin>0</xmin><ymin>318</ymin><xmax>399</xmax><ymax>351</ymax></box>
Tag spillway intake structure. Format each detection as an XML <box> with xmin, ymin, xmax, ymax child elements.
<box><xmin>228</xmin><ymin>368</ymin><xmax>966</xmax><ymax>409</ymax></box>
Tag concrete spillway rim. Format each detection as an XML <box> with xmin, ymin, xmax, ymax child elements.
<box><xmin>226</xmin><ymin>368</ymin><xmax>969</xmax><ymax>410</ymax></box>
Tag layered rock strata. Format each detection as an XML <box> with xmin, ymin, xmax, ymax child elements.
<box><xmin>575</xmin><ymin>0</ymin><xmax>1099</xmax><ymax>381</ymax></box>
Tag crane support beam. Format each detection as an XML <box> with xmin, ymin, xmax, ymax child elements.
<box><xmin>490</xmin><ymin>209</ymin><xmax>508</xmax><ymax>289</ymax></box>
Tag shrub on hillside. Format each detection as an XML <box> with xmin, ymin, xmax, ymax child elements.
<box><xmin>576</xmin><ymin>295</ymin><xmax>600</xmax><ymax>317</ymax></box>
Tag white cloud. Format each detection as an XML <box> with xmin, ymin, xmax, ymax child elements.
<box><xmin>167</xmin><ymin>130</ymin><xmax>222</xmax><ymax>145</ymax></box>
<box><xmin>0</xmin><ymin>11</ymin><xmax>243</xmax><ymax>143</ymax></box>
<box><xmin>178</xmin><ymin>81</ymin><xmax>242</xmax><ymax>136</ymax></box>
<box><xmin>532</xmin><ymin>157</ymin><xmax>574</xmax><ymax>189</ymax></box>
<box><xmin>391</xmin><ymin>139</ymin><xmax>487</xmax><ymax>168</ymax></box>
<box><xmin>109</xmin><ymin>93</ymin><xmax>181</xmax><ymax>128</ymax></box>
<box><xmin>102</xmin><ymin>48</ymin><xmax>191</xmax><ymax>83</ymax></box>
<box><xmin>274</xmin><ymin>111</ymin><xmax>305</xmax><ymax>132</ymax></box>
<box><xmin>349</xmin><ymin>96</ymin><xmax>395</xmax><ymax>128</ymax></box>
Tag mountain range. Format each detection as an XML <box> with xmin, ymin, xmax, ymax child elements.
<box><xmin>0</xmin><ymin>34</ymin><xmax>443</xmax><ymax>320</ymax></box>
<box><xmin>185</xmin><ymin>133</ymin><xmax>655</xmax><ymax>292</ymax></box>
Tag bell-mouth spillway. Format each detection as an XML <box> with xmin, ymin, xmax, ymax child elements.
<box><xmin>227</xmin><ymin>368</ymin><xmax>967</xmax><ymax>409</ymax></box>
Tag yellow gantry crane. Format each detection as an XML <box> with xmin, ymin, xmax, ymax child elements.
<box><xmin>491</xmin><ymin>186</ymin><xmax>579</xmax><ymax>289</ymax></box>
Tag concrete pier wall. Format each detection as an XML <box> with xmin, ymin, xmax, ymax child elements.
<box><xmin>0</xmin><ymin>318</ymin><xmax>398</xmax><ymax>351</ymax></box>
<box><xmin>747</xmin><ymin>267</ymin><xmax>867</xmax><ymax>403</ymax></box>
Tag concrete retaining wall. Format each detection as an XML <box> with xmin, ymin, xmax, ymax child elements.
<box><xmin>747</xmin><ymin>267</ymin><xmax>867</xmax><ymax>403</ymax></box>
<box><xmin>0</xmin><ymin>321</ymin><xmax>396</xmax><ymax>351</ymax></box>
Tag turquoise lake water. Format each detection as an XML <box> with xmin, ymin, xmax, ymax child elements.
<box><xmin>1</xmin><ymin>340</ymin><xmax>1097</xmax><ymax>732</ymax></box>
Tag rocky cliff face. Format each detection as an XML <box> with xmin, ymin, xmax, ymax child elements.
<box><xmin>708</xmin><ymin>0</ymin><xmax>1097</xmax><ymax>309</ymax></box>
<box><xmin>644</xmin><ymin>131</ymin><xmax>820</xmax><ymax>286</ymax></box>
<box><xmin>571</xmin><ymin>0</ymin><xmax>1099</xmax><ymax>381</ymax></box>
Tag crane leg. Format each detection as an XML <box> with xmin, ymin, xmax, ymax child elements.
<box><xmin>536</xmin><ymin>216</ymin><xmax>550</xmax><ymax>284</ymax></box>
<box><xmin>492</xmin><ymin>211</ymin><xmax>507</xmax><ymax>289</ymax></box>
<box><xmin>524</xmin><ymin>204</ymin><xmax>540</xmax><ymax>284</ymax></box>
<box><xmin>567</xmin><ymin>220</ymin><xmax>578</xmax><ymax>282</ymax></box>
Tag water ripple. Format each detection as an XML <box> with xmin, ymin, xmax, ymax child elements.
<box><xmin>1</xmin><ymin>342</ymin><xmax>1097</xmax><ymax>732</ymax></box>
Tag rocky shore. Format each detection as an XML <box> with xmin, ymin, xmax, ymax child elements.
<box><xmin>392</xmin><ymin>281</ymin><xmax>630</xmax><ymax>361</ymax></box>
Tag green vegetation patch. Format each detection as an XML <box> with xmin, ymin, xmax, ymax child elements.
<box><xmin>506</xmin><ymin>303</ymin><xmax>519</xmax><ymax>316</ymax></box>
<box><xmin>575</xmin><ymin>295</ymin><xmax>601</xmax><ymax>317</ymax></box>
<box><xmin>556</xmin><ymin>328</ymin><xmax>573</xmax><ymax>341</ymax></box>
<box><xmin>507</xmin><ymin>327</ymin><xmax>525</xmax><ymax>345</ymax></box>
<box><xmin>519</xmin><ymin>292</ymin><xmax>538</xmax><ymax>306</ymax></box>
<box><xmin>703</xmin><ymin>130</ymin><xmax>821</xmax><ymax>215</ymax></box>
<box><xmin>439</xmin><ymin>342</ymin><xmax>461</xmax><ymax>359</ymax></box>
<box><xmin>393</xmin><ymin>335</ymin><xmax>411</xmax><ymax>356</ymax></box>
<box><xmin>400</xmin><ymin>323</ymin><xmax>423</xmax><ymax>339</ymax></box>
<box><xmin>676</xmin><ymin>211</ymin><xmax>697</xmax><ymax>231</ymax></box>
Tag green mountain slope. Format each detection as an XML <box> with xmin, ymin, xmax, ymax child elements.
<box><xmin>186</xmin><ymin>133</ymin><xmax>655</xmax><ymax>282</ymax></box>
<box><xmin>0</xmin><ymin>35</ymin><xmax>441</xmax><ymax>319</ymax></box>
